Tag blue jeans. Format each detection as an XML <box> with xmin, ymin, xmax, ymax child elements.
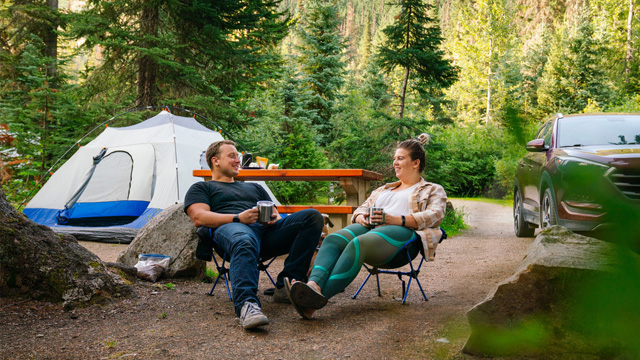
<box><xmin>212</xmin><ymin>209</ymin><xmax>323</xmax><ymax>316</ymax></box>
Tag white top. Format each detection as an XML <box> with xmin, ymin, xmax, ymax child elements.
<box><xmin>373</xmin><ymin>182</ymin><xmax>420</xmax><ymax>216</ymax></box>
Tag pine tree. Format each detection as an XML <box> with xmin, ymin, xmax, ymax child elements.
<box><xmin>375</xmin><ymin>0</ymin><xmax>457</xmax><ymax>119</ymax></box>
<box><xmin>66</xmin><ymin>0</ymin><xmax>290</xmax><ymax>120</ymax></box>
<box><xmin>537</xmin><ymin>9</ymin><xmax>611</xmax><ymax>115</ymax></box>
<box><xmin>269</xmin><ymin>61</ymin><xmax>328</xmax><ymax>203</ymax></box>
<box><xmin>0</xmin><ymin>41</ymin><xmax>89</xmax><ymax>178</ymax></box>
<box><xmin>296</xmin><ymin>0</ymin><xmax>346</xmax><ymax>144</ymax></box>
<box><xmin>444</xmin><ymin>0</ymin><xmax>515</xmax><ymax>124</ymax></box>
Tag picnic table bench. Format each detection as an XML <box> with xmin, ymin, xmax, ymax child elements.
<box><xmin>192</xmin><ymin>169</ymin><xmax>383</xmax><ymax>230</ymax></box>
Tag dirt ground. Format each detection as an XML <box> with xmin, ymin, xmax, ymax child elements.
<box><xmin>0</xmin><ymin>200</ymin><xmax>536</xmax><ymax>359</ymax></box>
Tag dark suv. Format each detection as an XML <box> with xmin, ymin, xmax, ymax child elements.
<box><xmin>513</xmin><ymin>113</ymin><xmax>640</xmax><ymax>237</ymax></box>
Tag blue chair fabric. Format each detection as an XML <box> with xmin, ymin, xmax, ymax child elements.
<box><xmin>351</xmin><ymin>228</ymin><xmax>447</xmax><ymax>304</ymax></box>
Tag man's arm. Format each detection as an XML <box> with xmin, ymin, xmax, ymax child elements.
<box><xmin>186</xmin><ymin>203</ymin><xmax>259</xmax><ymax>228</ymax></box>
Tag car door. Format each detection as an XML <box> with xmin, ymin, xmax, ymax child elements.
<box><xmin>521</xmin><ymin>120</ymin><xmax>553</xmax><ymax>216</ymax></box>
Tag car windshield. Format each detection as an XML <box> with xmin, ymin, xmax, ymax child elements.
<box><xmin>557</xmin><ymin>116</ymin><xmax>640</xmax><ymax>147</ymax></box>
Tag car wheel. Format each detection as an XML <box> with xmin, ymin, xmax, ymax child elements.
<box><xmin>540</xmin><ymin>188</ymin><xmax>558</xmax><ymax>230</ymax></box>
<box><xmin>514</xmin><ymin>189</ymin><xmax>535</xmax><ymax>237</ymax></box>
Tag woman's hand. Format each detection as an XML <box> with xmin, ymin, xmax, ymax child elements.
<box><xmin>355</xmin><ymin>213</ymin><xmax>370</xmax><ymax>227</ymax></box>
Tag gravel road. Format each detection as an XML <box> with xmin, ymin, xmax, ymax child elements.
<box><xmin>1</xmin><ymin>199</ymin><xmax>536</xmax><ymax>359</ymax></box>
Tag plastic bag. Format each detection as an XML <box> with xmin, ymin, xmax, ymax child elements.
<box><xmin>134</xmin><ymin>254</ymin><xmax>170</xmax><ymax>282</ymax></box>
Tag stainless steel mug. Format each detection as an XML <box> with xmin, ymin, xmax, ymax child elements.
<box><xmin>368</xmin><ymin>207</ymin><xmax>385</xmax><ymax>226</ymax></box>
<box><xmin>257</xmin><ymin>201</ymin><xmax>274</xmax><ymax>224</ymax></box>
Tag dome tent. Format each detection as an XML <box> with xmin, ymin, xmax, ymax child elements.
<box><xmin>22</xmin><ymin>110</ymin><xmax>238</xmax><ymax>243</ymax></box>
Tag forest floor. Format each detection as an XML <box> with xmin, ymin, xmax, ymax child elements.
<box><xmin>0</xmin><ymin>199</ymin><xmax>537</xmax><ymax>360</ymax></box>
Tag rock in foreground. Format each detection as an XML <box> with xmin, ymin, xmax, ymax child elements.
<box><xmin>117</xmin><ymin>203</ymin><xmax>205</xmax><ymax>278</ymax></box>
<box><xmin>0</xmin><ymin>186</ymin><xmax>131</xmax><ymax>309</ymax></box>
<box><xmin>464</xmin><ymin>226</ymin><xmax>640</xmax><ymax>358</ymax></box>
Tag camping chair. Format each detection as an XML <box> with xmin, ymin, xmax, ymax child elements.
<box><xmin>196</xmin><ymin>227</ymin><xmax>277</xmax><ymax>301</ymax></box>
<box><xmin>352</xmin><ymin>228</ymin><xmax>447</xmax><ymax>304</ymax></box>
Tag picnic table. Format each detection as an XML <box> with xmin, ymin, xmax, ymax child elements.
<box><xmin>192</xmin><ymin>168</ymin><xmax>383</xmax><ymax>229</ymax></box>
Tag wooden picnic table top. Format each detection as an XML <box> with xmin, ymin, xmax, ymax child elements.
<box><xmin>192</xmin><ymin>168</ymin><xmax>383</xmax><ymax>182</ymax></box>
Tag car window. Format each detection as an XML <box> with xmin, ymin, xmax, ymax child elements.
<box><xmin>537</xmin><ymin>121</ymin><xmax>553</xmax><ymax>147</ymax></box>
<box><xmin>557</xmin><ymin>116</ymin><xmax>640</xmax><ymax>147</ymax></box>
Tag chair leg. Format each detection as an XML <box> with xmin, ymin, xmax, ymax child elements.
<box><xmin>352</xmin><ymin>265</ymin><xmax>375</xmax><ymax>299</ymax></box>
<box><xmin>403</xmin><ymin>250</ymin><xmax>428</xmax><ymax>304</ymax></box>
<box><xmin>208</xmin><ymin>257</ymin><xmax>233</xmax><ymax>301</ymax></box>
<box><xmin>258</xmin><ymin>256</ymin><xmax>277</xmax><ymax>287</ymax></box>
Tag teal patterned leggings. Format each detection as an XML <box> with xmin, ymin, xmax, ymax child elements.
<box><xmin>308</xmin><ymin>223</ymin><xmax>420</xmax><ymax>299</ymax></box>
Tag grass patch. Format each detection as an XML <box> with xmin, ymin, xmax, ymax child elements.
<box><xmin>441</xmin><ymin>204</ymin><xmax>469</xmax><ymax>237</ymax></box>
<box><xmin>453</xmin><ymin>197</ymin><xmax>511</xmax><ymax>207</ymax></box>
<box><xmin>203</xmin><ymin>266</ymin><xmax>218</xmax><ymax>283</ymax></box>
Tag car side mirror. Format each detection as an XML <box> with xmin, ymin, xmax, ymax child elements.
<box><xmin>526</xmin><ymin>139</ymin><xmax>547</xmax><ymax>152</ymax></box>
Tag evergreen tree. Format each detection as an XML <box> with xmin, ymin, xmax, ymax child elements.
<box><xmin>444</xmin><ymin>0</ymin><xmax>515</xmax><ymax>124</ymax></box>
<box><xmin>296</xmin><ymin>0</ymin><xmax>346</xmax><ymax>144</ymax></box>
<box><xmin>0</xmin><ymin>40</ymin><xmax>89</xmax><ymax>179</ymax></box>
<box><xmin>275</xmin><ymin>63</ymin><xmax>328</xmax><ymax>203</ymax></box>
<box><xmin>66</xmin><ymin>0</ymin><xmax>290</xmax><ymax>124</ymax></box>
<box><xmin>375</xmin><ymin>0</ymin><xmax>457</xmax><ymax>119</ymax></box>
<box><xmin>537</xmin><ymin>9</ymin><xmax>611</xmax><ymax>115</ymax></box>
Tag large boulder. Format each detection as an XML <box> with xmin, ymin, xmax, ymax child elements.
<box><xmin>0</xmin><ymin>184</ymin><xmax>131</xmax><ymax>309</ymax></box>
<box><xmin>117</xmin><ymin>203</ymin><xmax>205</xmax><ymax>278</ymax></box>
<box><xmin>464</xmin><ymin>226</ymin><xmax>640</xmax><ymax>358</ymax></box>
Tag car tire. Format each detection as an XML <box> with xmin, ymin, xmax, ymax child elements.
<box><xmin>540</xmin><ymin>187</ymin><xmax>558</xmax><ymax>230</ymax></box>
<box><xmin>514</xmin><ymin>188</ymin><xmax>535</xmax><ymax>237</ymax></box>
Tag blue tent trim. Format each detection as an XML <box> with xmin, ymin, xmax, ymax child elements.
<box><xmin>23</xmin><ymin>207</ymin><xmax>164</xmax><ymax>242</ymax></box>
<box><xmin>57</xmin><ymin>200</ymin><xmax>150</xmax><ymax>225</ymax></box>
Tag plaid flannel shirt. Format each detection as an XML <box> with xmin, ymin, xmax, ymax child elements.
<box><xmin>350</xmin><ymin>178</ymin><xmax>447</xmax><ymax>261</ymax></box>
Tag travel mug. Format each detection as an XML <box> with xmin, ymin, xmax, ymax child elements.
<box><xmin>242</xmin><ymin>153</ymin><xmax>253</xmax><ymax>167</ymax></box>
<box><xmin>257</xmin><ymin>201</ymin><xmax>274</xmax><ymax>224</ymax></box>
<box><xmin>368</xmin><ymin>207</ymin><xmax>385</xmax><ymax>226</ymax></box>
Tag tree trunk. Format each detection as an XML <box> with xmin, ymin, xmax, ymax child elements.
<box><xmin>44</xmin><ymin>0</ymin><xmax>58</xmax><ymax>81</ymax></box>
<box><xmin>625</xmin><ymin>0</ymin><xmax>634</xmax><ymax>84</ymax></box>
<box><xmin>0</xmin><ymin>183</ymin><xmax>131</xmax><ymax>309</ymax></box>
<box><xmin>135</xmin><ymin>4</ymin><xmax>159</xmax><ymax>107</ymax></box>
<box><xmin>486</xmin><ymin>35</ymin><xmax>493</xmax><ymax>125</ymax></box>
<box><xmin>399</xmin><ymin>5</ymin><xmax>412</xmax><ymax>119</ymax></box>
<box><xmin>399</xmin><ymin>66</ymin><xmax>410</xmax><ymax>119</ymax></box>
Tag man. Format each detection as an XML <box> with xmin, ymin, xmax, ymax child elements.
<box><xmin>184</xmin><ymin>140</ymin><xmax>323</xmax><ymax>330</ymax></box>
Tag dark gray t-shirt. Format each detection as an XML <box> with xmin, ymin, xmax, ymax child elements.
<box><xmin>184</xmin><ymin>181</ymin><xmax>271</xmax><ymax>215</ymax></box>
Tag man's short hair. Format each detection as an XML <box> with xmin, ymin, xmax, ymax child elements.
<box><xmin>205</xmin><ymin>140</ymin><xmax>236</xmax><ymax>169</ymax></box>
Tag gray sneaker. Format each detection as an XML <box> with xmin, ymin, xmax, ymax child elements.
<box><xmin>237</xmin><ymin>302</ymin><xmax>269</xmax><ymax>329</ymax></box>
<box><xmin>273</xmin><ymin>287</ymin><xmax>291</xmax><ymax>304</ymax></box>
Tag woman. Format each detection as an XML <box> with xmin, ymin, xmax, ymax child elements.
<box><xmin>285</xmin><ymin>135</ymin><xmax>447</xmax><ymax>319</ymax></box>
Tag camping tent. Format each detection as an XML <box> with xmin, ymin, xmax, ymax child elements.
<box><xmin>23</xmin><ymin>110</ymin><xmax>277</xmax><ymax>243</ymax></box>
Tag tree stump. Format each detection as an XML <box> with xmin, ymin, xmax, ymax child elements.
<box><xmin>0</xmin><ymin>183</ymin><xmax>131</xmax><ymax>309</ymax></box>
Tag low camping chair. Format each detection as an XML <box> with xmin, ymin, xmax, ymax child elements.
<box><xmin>196</xmin><ymin>227</ymin><xmax>277</xmax><ymax>301</ymax></box>
<box><xmin>352</xmin><ymin>228</ymin><xmax>447</xmax><ymax>304</ymax></box>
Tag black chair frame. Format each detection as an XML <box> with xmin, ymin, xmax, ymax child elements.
<box><xmin>199</xmin><ymin>227</ymin><xmax>277</xmax><ymax>301</ymax></box>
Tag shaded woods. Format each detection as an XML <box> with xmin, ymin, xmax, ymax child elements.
<box><xmin>2</xmin><ymin>0</ymin><xmax>640</xmax><ymax>203</ymax></box>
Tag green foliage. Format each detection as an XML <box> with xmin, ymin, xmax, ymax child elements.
<box><xmin>375</xmin><ymin>0</ymin><xmax>457</xmax><ymax>119</ymax></box>
<box><xmin>164</xmin><ymin>283</ymin><xmax>174</xmax><ymax>290</ymax></box>
<box><xmin>536</xmin><ymin>9</ymin><xmax>612</xmax><ymax>116</ymax></box>
<box><xmin>65</xmin><ymin>0</ymin><xmax>291</xmax><ymax>123</ymax></box>
<box><xmin>425</xmin><ymin>124</ymin><xmax>503</xmax><ymax>197</ymax></box>
<box><xmin>440</xmin><ymin>204</ymin><xmax>468</xmax><ymax>237</ymax></box>
<box><xmin>296</xmin><ymin>0</ymin><xmax>346</xmax><ymax>143</ymax></box>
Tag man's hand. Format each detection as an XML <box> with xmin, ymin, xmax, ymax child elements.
<box><xmin>238</xmin><ymin>207</ymin><xmax>259</xmax><ymax>224</ymax></box>
<box><xmin>265</xmin><ymin>208</ymin><xmax>281</xmax><ymax>226</ymax></box>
